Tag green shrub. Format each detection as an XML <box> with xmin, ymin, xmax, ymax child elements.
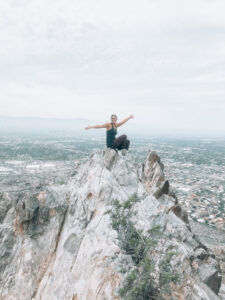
<box><xmin>105</xmin><ymin>194</ymin><xmax>161</xmax><ymax>299</ymax></box>
<box><xmin>106</xmin><ymin>193</ymin><xmax>180</xmax><ymax>299</ymax></box>
<box><xmin>159</xmin><ymin>251</ymin><xmax>180</xmax><ymax>286</ymax></box>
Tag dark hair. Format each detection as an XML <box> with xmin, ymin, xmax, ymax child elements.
<box><xmin>111</xmin><ymin>114</ymin><xmax>117</xmax><ymax>118</ymax></box>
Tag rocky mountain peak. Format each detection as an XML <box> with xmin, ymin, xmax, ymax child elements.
<box><xmin>0</xmin><ymin>148</ymin><xmax>223</xmax><ymax>299</ymax></box>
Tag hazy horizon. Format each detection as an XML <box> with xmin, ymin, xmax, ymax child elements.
<box><xmin>0</xmin><ymin>115</ymin><xmax>224</xmax><ymax>139</ymax></box>
<box><xmin>0</xmin><ymin>0</ymin><xmax>225</xmax><ymax>137</ymax></box>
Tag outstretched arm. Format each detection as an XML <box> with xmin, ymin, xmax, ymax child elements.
<box><xmin>116</xmin><ymin>115</ymin><xmax>134</xmax><ymax>127</ymax></box>
<box><xmin>85</xmin><ymin>123</ymin><xmax>109</xmax><ymax>130</ymax></box>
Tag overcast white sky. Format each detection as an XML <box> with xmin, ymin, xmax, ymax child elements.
<box><xmin>0</xmin><ymin>0</ymin><xmax>225</xmax><ymax>136</ymax></box>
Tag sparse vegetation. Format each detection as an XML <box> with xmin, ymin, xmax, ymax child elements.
<box><xmin>59</xmin><ymin>180</ymin><xmax>66</xmax><ymax>185</ymax></box>
<box><xmin>159</xmin><ymin>251</ymin><xmax>180</xmax><ymax>286</ymax></box>
<box><xmin>106</xmin><ymin>193</ymin><xmax>180</xmax><ymax>299</ymax></box>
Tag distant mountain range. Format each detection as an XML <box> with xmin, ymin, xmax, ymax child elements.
<box><xmin>0</xmin><ymin>116</ymin><xmax>95</xmax><ymax>135</ymax></box>
<box><xmin>0</xmin><ymin>115</ymin><xmax>139</xmax><ymax>137</ymax></box>
<box><xmin>1</xmin><ymin>116</ymin><xmax>224</xmax><ymax>139</ymax></box>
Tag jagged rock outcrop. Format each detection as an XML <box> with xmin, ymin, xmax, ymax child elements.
<box><xmin>0</xmin><ymin>149</ymin><xmax>223</xmax><ymax>299</ymax></box>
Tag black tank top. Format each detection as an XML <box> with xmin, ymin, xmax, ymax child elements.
<box><xmin>106</xmin><ymin>123</ymin><xmax>117</xmax><ymax>148</ymax></box>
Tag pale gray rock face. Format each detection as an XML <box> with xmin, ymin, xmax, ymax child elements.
<box><xmin>0</xmin><ymin>149</ymin><xmax>223</xmax><ymax>299</ymax></box>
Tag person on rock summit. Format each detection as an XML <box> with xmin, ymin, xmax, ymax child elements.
<box><xmin>85</xmin><ymin>114</ymin><xmax>134</xmax><ymax>153</ymax></box>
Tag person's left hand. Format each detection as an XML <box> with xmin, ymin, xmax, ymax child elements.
<box><xmin>129</xmin><ymin>114</ymin><xmax>134</xmax><ymax>119</ymax></box>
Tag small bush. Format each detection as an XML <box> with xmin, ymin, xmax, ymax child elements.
<box><xmin>105</xmin><ymin>194</ymin><xmax>161</xmax><ymax>299</ymax></box>
<box><xmin>106</xmin><ymin>194</ymin><xmax>180</xmax><ymax>299</ymax></box>
<box><xmin>159</xmin><ymin>251</ymin><xmax>180</xmax><ymax>286</ymax></box>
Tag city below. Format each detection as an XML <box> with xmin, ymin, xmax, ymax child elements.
<box><xmin>0</xmin><ymin>133</ymin><xmax>224</xmax><ymax>231</ymax></box>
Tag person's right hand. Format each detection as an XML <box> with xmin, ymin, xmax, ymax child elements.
<box><xmin>85</xmin><ymin>125</ymin><xmax>91</xmax><ymax>130</ymax></box>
